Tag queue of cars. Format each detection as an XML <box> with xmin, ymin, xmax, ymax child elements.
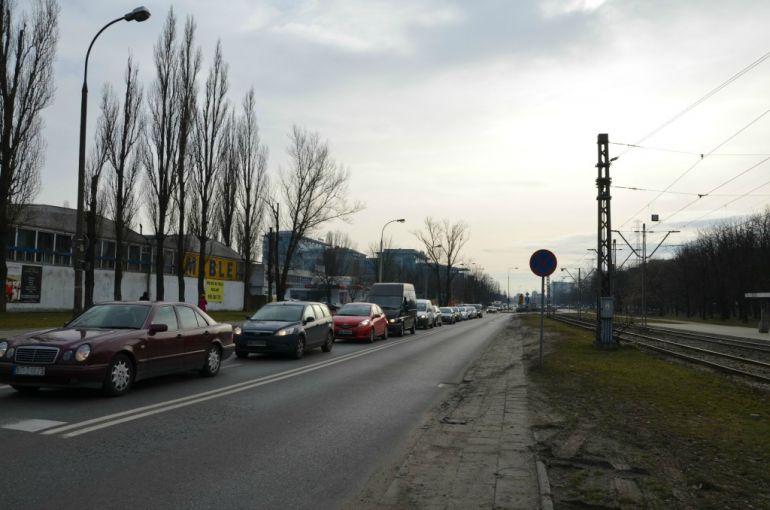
<box><xmin>0</xmin><ymin>287</ymin><xmax>494</xmax><ymax>397</ymax></box>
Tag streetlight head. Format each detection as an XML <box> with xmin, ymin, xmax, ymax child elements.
<box><xmin>396</xmin><ymin>218</ymin><xmax>405</xmax><ymax>223</ymax></box>
<box><xmin>125</xmin><ymin>6</ymin><xmax>151</xmax><ymax>22</ymax></box>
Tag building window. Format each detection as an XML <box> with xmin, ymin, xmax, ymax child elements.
<box><xmin>54</xmin><ymin>234</ymin><xmax>72</xmax><ymax>266</ymax></box>
<box><xmin>163</xmin><ymin>249</ymin><xmax>175</xmax><ymax>274</ymax></box>
<box><xmin>127</xmin><ymin>244</ymin><xmax>141</xmax><ymax>272</ymax></box>
<box><xmin>5</xmin><ymin>227</ymin><xmax>16</xmax><ymax>261</ymax></box>
<box><xmin>140</xmin><ymin>244</ymin><xmax>151</xmax><ymax>273</ymax></box>
<box><xmin>16</xmin><ymin>228</ymin><xmax>36</xmax><ymax>262</ymax></box>
<box><xmin>100</xmin><ymin>240</ymin><xmax>116</xmax><ymax>269</ymax></box>
<box><xmin>37</xmin><ymin>231</ymin><xmax>54</xmax><ymax>264</ymax></box>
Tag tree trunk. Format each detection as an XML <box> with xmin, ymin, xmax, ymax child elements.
<box><xmin>154</xmin><ymin>234</ymin><xmax>165</xmax><ymax>300</ymax></box>
<box><xmin>197</xmin><ymin>236</ymin><xmax>207</xmax><ymax>297</ymax></box>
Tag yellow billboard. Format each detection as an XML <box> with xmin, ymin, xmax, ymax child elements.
<box><xmin>205</xmin><ymin>280</ymin><xmax>224</xmax><ymax>303</ymax></box>
<box><xmin>183</xmin><ymin>253</ymin><xmax>241</xmax><ymax>281</ymax></box>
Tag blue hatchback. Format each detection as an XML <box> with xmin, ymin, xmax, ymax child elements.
<box><xmin>234</xmin><ymin>301</ymin><xmax>334</xmax><ymax>359</ymax></box>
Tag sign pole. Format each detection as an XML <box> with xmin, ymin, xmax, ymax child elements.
<box><xmin>529</xmin><ymin>248</ymin><xmax>558</xmax><ymax>369</ymax></box>
<box><xmin>539</xmin><ymin>276</ymin><xmax>545</xmax><ymax>367</ymax></box>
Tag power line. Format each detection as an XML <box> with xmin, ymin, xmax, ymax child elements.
<box><xmin>619</xmin><ymin>110</ymin><xmax>770</xmax><ymax>228</ymax></box>
<box><xmin>614</xmin><ymin>184</ymin><xmax>770</xmax><ymax>197</ymax></box>
<box><xmin>610</xmin><ymin>142</ymin><xmax>770</xmax><ymax>158</ymax></box>
<box><xmin>615</xmin><ymin>51</ymin><xmax>770</xmax><ymax>160</ymax></box>
<box><xmin>655</xmin><ymin>155</ymin><xmax>770</xmax><ymax>229</ymax></box>
<box><xmin>681</xmin><ymin>175</ymin><xmax>770</xmax><ymax>228</ymax></box>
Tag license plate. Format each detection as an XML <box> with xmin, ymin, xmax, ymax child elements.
<box><xmin>337</xmin><ymin>330</ymin><xmax>352</xmax><ymax>335</ymax></box>
<box><xmin>14</xmin><ymin>365</ymin><xmax>45</xmax><ymax>376</ymax></box>
<box><xmin>247</xmin><ymin>340</ymin><xmax>266</xmax><ymax>347</ymax></box>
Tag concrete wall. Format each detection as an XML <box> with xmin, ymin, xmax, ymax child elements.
<box><xmin>6</xmin><ymin>262</ymin><xmax>243</xmax><ymax>311</ymax></box>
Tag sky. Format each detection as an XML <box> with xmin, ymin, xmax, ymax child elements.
<box><xmin>35</xmin><ymin>0</ymin><xmax>770</xmax><ymax>296</ymax></box>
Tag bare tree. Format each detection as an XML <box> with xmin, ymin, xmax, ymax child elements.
<box><xmin>415</xmin><ymin>217</ymin><xmax>468</xmax><ymax>305</ymax></box>
<box><xmin>191</xmin><ymin>40</ymin><xmax>228</xmax><ymax>297</ymax></box>
<box><xmin>143</xmin><ymin>7</ymin><xmax>179</xmax><ymax>300</ymax></box>
<box><xmin>0</xmin><ymin>0</ymin><xmax>58</xmax><ymax>312</ymax></box>
<box><xmin>103</xmin><ymin>56</ymin><xmax>144</xmax><ymax>301</ymax></box>
<box><xmin>174</xmin><ymin>15</ymin><xmax>201</xmax><ymax>302</ymax></box>
<box><xmin>84</xmin><ymin>88</ymin><xmax>112</xmax><ymax>306</ymax></box>
<box><xmin>234</xmin><ymin>88</ymin><xmax>268</xmax><ymax>310</ymax></box>
<box><xmin>216</xmin><ymin>110</ymin><xmax>237</xmax><ymax>247</ymax></box>
<box><xmin>277</xmin><ymin>125</ymin><xmax>364</xmax><ymax>301</ymax></box>
<box><xmin>315</xmin><ymin>230</ymin><xmax>355</xmax><ymax>304</ymax></box>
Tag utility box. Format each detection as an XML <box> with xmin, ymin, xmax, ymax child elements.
<box><xmin>600</xmin><ymin>297</ymin><xmax>614</xmax><ymax>319</ymax></box>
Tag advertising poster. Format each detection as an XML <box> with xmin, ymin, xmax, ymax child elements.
<box><xmin>205</xmin><ymin>280</ymin><xmax>224</xmax><ymax>303</ymax></box>
<box><xmin>4</xmin><ymin>264</ymin><xmax>21</xmax><ymax>303</ymax></box>
<box><xmin>19</xmin><ymin>265</ymin><xmax>42</xmax><ymax>303</ymax></box>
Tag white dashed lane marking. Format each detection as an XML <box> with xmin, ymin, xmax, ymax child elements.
<box><xmin>2</xmin><ymin>419</ymin><xmax>67</xmax><ymax>432</ymax></box>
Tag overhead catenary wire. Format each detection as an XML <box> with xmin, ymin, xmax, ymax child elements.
<box><xmin>614</xmin><ymin>50</ymin><xmax>770</xmax><ymax>161</ymax></box>
<box><xmin>680</xmin><ymin>175</ymin><xmax>770</xmax><ymax>229</ymax></box>
<box><xmin>610</xmin><ymin>142</ymin><xmax>770</xmax><ymax>158</ymax></box>
<box><xmin>614</xmin><ymin>185</ymin><xmax>770</xmax><ymax>198</ymax></box>
<box><xmin>618</xmin><ymin>110</ymin><xmax>770</xmax><ymax>228</ymax></box>
<box><xmin>654</xmin><ymin>155</ymin><xmax>770</xmax><ymax>230</ymax></box>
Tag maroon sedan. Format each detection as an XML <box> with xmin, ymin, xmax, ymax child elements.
<box><xmin>0</xmin><ymin>301</ymin><xmax>234</xmax><ymax>396</ymax></box>
<box><xmin>332</xmin><ymin>302</ymin><xmax>389</xmax><ymax>343</ymax></box>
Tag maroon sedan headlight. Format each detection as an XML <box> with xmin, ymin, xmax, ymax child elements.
<box><xmin>75</xmin><ymin>344</ymin><xmax>92</xmax><ymax>362</ymax></box>
<box><xmin>357</xmin><ymin>320</ymin><xmax>371</xmax><ymax>327</ymax></box>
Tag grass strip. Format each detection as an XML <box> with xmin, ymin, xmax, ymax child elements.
<box><xmin>526</xmin><ymin>315</ymin><xmax>770</xmax><ymax>507</ymax></box>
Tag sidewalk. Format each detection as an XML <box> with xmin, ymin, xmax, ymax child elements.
<box><xmin>348</xmin><ymin>316</ymin><xmax>544</xmax><ymax>509</ymax></box>
<box><xmin>647</xmin><ymin>320</ymin><xmax>770</xmax><ymax>341</ymax></box>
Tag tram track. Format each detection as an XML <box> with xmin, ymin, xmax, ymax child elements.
<box><xmin>552</xmin><ymin>314</ymin><xmax>770</xmax><ymax>384</ymax></box>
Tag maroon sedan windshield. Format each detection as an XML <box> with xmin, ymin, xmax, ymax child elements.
<box><xmin>68</xmin><ymin>304</ymin><xmax>150</xmax><ymax>329</ymax></box>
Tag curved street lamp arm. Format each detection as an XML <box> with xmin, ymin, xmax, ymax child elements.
<box><xmin>83</xmin><ymin>17</ymin><xmax>125</xmax><ymax>89</ymax></box>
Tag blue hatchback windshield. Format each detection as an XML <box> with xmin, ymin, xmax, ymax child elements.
<box><xmin>251</xmin><ymin>304</ymin><xmax>304</xmax><ymax>322</ymax></box>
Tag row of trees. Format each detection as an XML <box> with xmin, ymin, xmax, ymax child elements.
<box><xmin>0</xmin><ymin>2</ymin><xmax>364</xmax><ymax>311</ymax></box>
<box><xmin>560</xmin><ymin>210</ymin><xmax>770</xmax><ymax>323</ymax></box>
<box><xmin>611</xmin><ymin>210</ymin><xmax>770</xmax><ymax>322</ymax></box>
<box><xmin>0</xmin><ymin>2</ymin><xmax>481</xmax><ymax>312</ymax></box>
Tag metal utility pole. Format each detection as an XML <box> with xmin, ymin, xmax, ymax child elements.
<box><xmin>596</xmin><ymin>133</ymin><xmax>614</xmax><ymax>346</ymax></box>
<box><xmin>266</xmin><ymin>227</ymin><xmax>274</xmax><ymax>302</ymax></box>
<box><xmin>615</xmin><ymin>217</ymin><xmax>678</xmax><ymax>327</ymax></box>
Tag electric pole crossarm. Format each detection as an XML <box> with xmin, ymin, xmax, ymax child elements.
<box><xmin>647</xmin><ymin>231</ymin><xmax>679</xmax><ymax>259</ymax></box>
<box><xmin>612</xmin><ymin>230</ymin><xmax>641</xmax><ymax>258</ymax></box>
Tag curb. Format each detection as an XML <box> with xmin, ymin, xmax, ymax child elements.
<box><xmin>536</xmin><ymin>458</ymin><xmax>554</xmax><ymax>510</ymax></box>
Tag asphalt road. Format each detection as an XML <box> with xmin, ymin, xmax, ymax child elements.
<box><xmin>0</xmin><ymin>314</ymin><xmax>510</xmax><ymax>510</ymax></box>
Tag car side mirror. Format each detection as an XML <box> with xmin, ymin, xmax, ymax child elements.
<box><xmin>305</xmin><ymin>316</ymin><xmax>315</xmax><ymax>324</ymax></box>
<box><xmin>148</xmin><ymin>323</ymin><xmax>168</xmax><ymax>335</ymax></box>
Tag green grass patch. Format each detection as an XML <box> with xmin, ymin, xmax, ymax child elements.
<box><xmin>526</xmin><ymin>315</ymin><xmax>770</xmax><ymax>506</ymax></box>
<box><xmin>0</xmin><ymin>311</ymin><xmax>73</xmax><ymax>329</ymax></box>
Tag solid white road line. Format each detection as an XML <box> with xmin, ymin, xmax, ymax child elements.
<box><xmin>44</xmin><ymin>336</ymin><xmax>416</xmax><ymax>438</ymax></box>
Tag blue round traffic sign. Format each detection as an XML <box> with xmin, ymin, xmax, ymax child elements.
<box><xmin>529</xmin><ymin>249</ymin><xmax>557</xmax><ymax>277</ymax></box>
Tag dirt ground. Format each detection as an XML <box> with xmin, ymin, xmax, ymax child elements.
<box><xmin>522</xmin><ymin>317</ymin><xmax>770</xmax><ymax>510</ymax></box>
<box><xmin>347</xmin><ymin>315</ymin><xmax>770</xmax><ymax>509</ymax></box>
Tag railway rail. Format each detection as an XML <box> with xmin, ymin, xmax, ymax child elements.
<box><xmin>552</xmin><ymin>314</ymin><xmax>770</xmax><ymax>384</ymax></box>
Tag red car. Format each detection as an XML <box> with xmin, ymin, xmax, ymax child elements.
<box><xmin>332</xmin><ymin>302</ymin><xmax>389</xmax><ymax>342</ymax></box>
<box><xmin>0</xmin><ymin>301</ymin><xmax>234</xmax><ymax>396</ymax></box>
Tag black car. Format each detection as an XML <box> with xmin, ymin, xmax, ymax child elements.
<box><xmin>367</xmin><ymin>283</ymin><xmax>417</xmax><ymax>336</ymax></box>
<box><xmin>235</xmin><ymin>301</ymin><xmax>334</xmax><ymax>359</ymax></box>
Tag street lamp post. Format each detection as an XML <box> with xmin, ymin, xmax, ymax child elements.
<box><xmin>378</xmin><ymin>218</ymin><xmax>405</xmax><ymax>282</ymax></box>
<box><xmin>73</xmin><ymin>6</ymin><xmax>151</xmax><ymax>314</ymax></box>
<box><xmin>507</xmin><ymin>267</ymin><xmax>518</xmax><ymax>310</ymax></box>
